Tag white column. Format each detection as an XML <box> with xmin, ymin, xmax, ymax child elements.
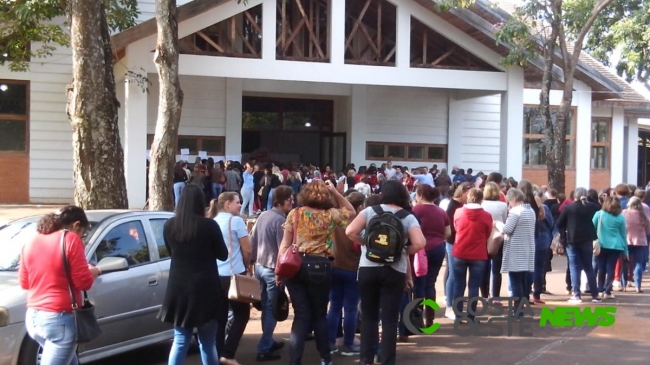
<box><xmin>225</xmin><ymin>78</ymin><xmax>243</xmax><ymax>158</ymax></box>
<box><xmin>330</xmin><ymin>0</ymin><xmax>345</xmax><ymax>65</ymax></box>
<box><xmin>610</xmin><ymin>107</ymin><xmax>625</xmax><ymax>186</ymax></box>
<box><xmin>499</xmin><ymin>66</ymin><xmax>524</xmax><ymax>179</ymax></box>
<box><xmin>395</xmin><ymin>4</ymin><xmax>410</xmax><ymax>68</ymax></box>
<box><xmin>123</xmin><ymin>43</ymin><xmax>149</xmax><ymax>209</ymax></box>
<box><xmin>574</xmin><ymin>80</ymin><xmax>592</xmax><ymax>189</ymax></box>
<box><xmin>262</xmin><ymin>0</ymin><xmax>277</xmax><ymax>61</ymax></box>
<box><xmin>350</xmin><ymin>85</ymin><xmax>368</xmax><ymax>164</ymax></box>
<box><xmin>627</xmin><ymin>117</ymin><xmax>639</xmax><ymax>184</ymax></box>
<box><xmin>447</xmin><ymin>91</ymin><xmax>463</xmax><ymax>169</ymax></box>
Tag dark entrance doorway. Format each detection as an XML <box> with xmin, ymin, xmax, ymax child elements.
<box><xmin>638</xmin><ymin>130</ymin><xmax>650</xmax><ymax>187</ymax></box>
<box><xmin>241</xmin><ymin>96</ymin><xmax>346</xmax><ymax>171</ymax></box>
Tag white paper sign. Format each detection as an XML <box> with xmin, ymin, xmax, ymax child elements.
<box><xmin>198</xmin><ymin>151</ymin><xmax>208</xmax><ymax>158</ymax></box>
<box><xmin>180</xmin><ymin>148</ymin><xmax>190</xmax><ymax>155</ymax></box>
<box><xmin>180</xmin><ymin>154</ymin><xmax>189</xmax><ymax>162</ymax></box>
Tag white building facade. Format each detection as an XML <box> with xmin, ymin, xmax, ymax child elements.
<box><xmin>0</xmin><ymin>0</ymin><xmax>646</xmax><ymax>207</ymax></box>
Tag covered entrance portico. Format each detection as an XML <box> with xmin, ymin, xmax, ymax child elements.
<box><xmin>114</xmin><ymin>0</ymin><xmax>525</xmax><ymax>208</ymax></box>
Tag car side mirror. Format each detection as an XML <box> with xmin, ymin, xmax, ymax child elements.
<box><xmin>96</xmin><ymin>257</ymin><xmax>129</xmax><ymax>274</ymax></box>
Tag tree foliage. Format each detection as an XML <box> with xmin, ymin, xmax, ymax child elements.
<box><xmin>490</xmin><ymin>0</ymin><xmax>648</xmax><ymax>192</ymax></box>
<box><xmin>0</xmin><ymin>0</ymin><xmax>139</xmax><ymax>72</ymax></box>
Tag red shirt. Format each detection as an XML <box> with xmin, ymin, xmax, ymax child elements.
<box><xmin>19</xmin><ymin>231</ymin><xmax>95</xmax><ymax>313</ymax></box>
<box><xmin>452</xmin><ymin>205</ymin><xmax>492</xmax><ymax>260</ymax></box>
<box><xmin>499</xmin><ymin>192</ymin><xmax>506</xmax><ymax>202</ymax></box>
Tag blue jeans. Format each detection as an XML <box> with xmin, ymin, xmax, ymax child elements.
<box><xmin>173</xmin><ymin>182</ymin><xmax>185</xmax><ymax>206</ymax></box>
<box><xmin>566</xmin><ymin>241</ymin><xmax>598</xmax><ymax>299</ymax></box>
<box><xmin>240</xmin><ymin>187</ymin><xmax>254</xmax><ymax>216</ymax></box>
<box><xmin>450</xmin><ymin>256</ymin><xmax>487</xmax><ymax>318</ymax></box>
<box><xmin>596</xmin><ymin>247</ymin><xmax>621</xmax><ymax>295</ymax></box>
<box><xmin>266</xmin><ymin>188</ymin><xmax>275</xmax><ymax>211</ymax></box>
<box><xmin>628</xmin><ymin>246</ymin><xmax>646</xmax><ymax>289</ymax></box>
<box><xmin>533</xmin><ymin>249</ymin><xmax>549</xmax><ymax>298</ymax></box>
<box><xmin>25</xmin><ymin>308</ymin><xmax>78</xmax><ymax>365</ymax></box>
<box><xmin>414</xmin><ymin>244</ymin><xmax>446</xmax><ymax>300</ymax></box>
<box><xmin>327</xmin><ymin>267</ymin><xmax>359</xmax><ymax>347</ymax></box>
<box><xmin>169</xmin><ymin>320</ymin><xmax>218</xmax><ymax>365</ymax></box>
<box><xmin>212</xmin><ymin>182</ymin><xmax>223</xmax><ymax>199</ymax></box>
<box><xmin>444</xmin><ymin>242</ymin><xmax>455</xmax><ymax>307</ymax></box>
<box><xmin>255</xmin><ymin>265</ymin><xmax>280</xmax><ymax>353</ymax></box>
<box><xmin>508</xmin><ymin>271</ymin><xmax>530</xmax><ymax>317</ymax></box>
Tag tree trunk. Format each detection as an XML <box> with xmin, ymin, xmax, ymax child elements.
<box><xmin>542</xmin><ymin>7</ymin><xmax>564</xmax><ymax>194</ymax></box>
<box><xmin>66</xmin><ymin>0</ymin><xmax>128</xmax><ymax>209</ymax></box>
<box><xmin>148</xmin><ymin>0</ymin><xmax>184</xmax><ymax>211</ymax></box>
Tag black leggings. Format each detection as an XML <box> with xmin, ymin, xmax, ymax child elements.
<box><xmin>358</xmin><ymin>266</ymin><xmax>405</xmax><ymax>365</ymax></box>
<box><xmin>216</xmin><ymin>275</ymin><xmax>251</xmax><ymax>359</ymax></box>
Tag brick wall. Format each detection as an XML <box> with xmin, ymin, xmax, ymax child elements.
<box><xmin>590</xmin><ymin>170</ymin><xmax>611</xmax><ymax>192</ymax></box>
<box><xmin>522</xmin><ymin>167</ymin><xmax>576</xmax><ymax>194</ymax></box>
<box><xmin>0</xmin><ymin>155</ymin><xmax>29</xmax><ymax>203</ymax></box>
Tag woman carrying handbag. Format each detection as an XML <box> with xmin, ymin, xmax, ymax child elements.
<box><xmin>276</xmin><ymin>180</ymin><xmax>356</xmax><ymax>365</ymax></box>
<box><xmin>210</xmin><ymin>192</ymin><xmax>253</xmax><ymax>365</ymax></box>
<box><xmin>19</xmin><ymin>206</ymin><xmax>100</xmax><ymax>365</ymax></box>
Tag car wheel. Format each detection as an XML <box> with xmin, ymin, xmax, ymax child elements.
<box><xmin>17</xmin><ymin>336</ymin><xmax>41</xmax><ymax>365</ymax></box>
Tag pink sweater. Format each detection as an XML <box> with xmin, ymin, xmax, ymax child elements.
<box><xmin>623</xmin><ymin>209</ymin><xmax>650</xmax><ymax>246</ymax></box>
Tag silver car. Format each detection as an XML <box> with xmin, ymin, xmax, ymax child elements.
<box><xmin>0</xmin><ymin>210</ymin><xmax>175</xmax><ymax>365</ymax></box>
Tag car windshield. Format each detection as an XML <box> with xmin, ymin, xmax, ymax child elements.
<box><xmin>0</xmin><ymin>219</ymin><xmax>97</xmax><ymax>271</ymax></box>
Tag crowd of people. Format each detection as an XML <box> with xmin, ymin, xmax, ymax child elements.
<box><xmin>20</xmin><ymin>158</ymin><xmax>650</xmax><ymax>365</ymax></box>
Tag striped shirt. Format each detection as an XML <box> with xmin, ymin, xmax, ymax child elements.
<box><xmin>501</xmin><ymin>204</ymin><xmax>536</xmax><ymax>273</ymax></box>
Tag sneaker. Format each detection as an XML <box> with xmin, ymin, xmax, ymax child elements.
<box><xmin>612</xmin><ymin>280</ymin><xmax>621</xmax><ymax>288</ymax></box>
<box><xmin>340</xmin><ymin>344</ymin><xmax>360</xmax><ymax>356</ymax></box>
<box><xmin>256</xmin><ymin>352</ymin><xmax>281</xmax><ymax>362</ymax></box>
<box><xmin>269</xmin><ymin>341</ymin><xmax>284</xmax><ymax>352</ymax></box>
<box><xmin>604</xmin><ymin>293</ymin><xmax>615</xmax><ymax>299</ymax></box>
<box><xmin>444</xmin><ymin>307</ymin><xmax>456</xmax><ymax>320</ymax></box>
<box><xmin>592</xmin><ymin>297</ymin><xmax>602</xmax><ymax>303</ymax></box>
<box><xmin>567</xmin><ymin>296</ymin><xmax>582</xmax><ymax>304</ymax></box>
<box><xmin>329</xmin><ymin>343</ymin><xmax>338</xmax><ymax>354</ymax></box>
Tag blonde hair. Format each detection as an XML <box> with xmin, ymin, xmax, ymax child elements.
<box><xmin>483</xmin><ymin>182</ymin><xmax>501</xmax><ymax>201</ymax></box>
<box><xmin>207</xmin><ymin>192</ymin><xmax>239</xmax><ymax>218</ymax></box>
<box><xmin>467</xmin><ymin>188</ymin><xmax>483</xmax><ymax>204</ymax></box>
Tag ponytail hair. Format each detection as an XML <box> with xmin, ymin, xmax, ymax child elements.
<box><xmin>37</xmin><ymin>205</ymin><xmax>88</xmax><ymax>234</ymax></box>
<box><xmin>207</xmin><ymin>199</ymin><xmax>219</xmax><ymax>219</ymax></box>
<box><xmin>574</xmin><ymin>187</ymin><xmax>588</xmax><ymax>205</ymax></box>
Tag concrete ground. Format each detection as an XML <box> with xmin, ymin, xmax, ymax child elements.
<box><xmin>90</xmin><ymin>256</ymin><xmax>650</xmax><ymax>365</ymax></box>
<box><xmin>3</xmin><ymin>205</ymin><xmax>649</xmax><ymax>364</ymax></box>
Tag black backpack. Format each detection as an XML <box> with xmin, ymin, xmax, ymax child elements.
<box><xmin>364</xmin><ymin>206</ymin><xmax>410</xmax><ymax>264</ymax></box>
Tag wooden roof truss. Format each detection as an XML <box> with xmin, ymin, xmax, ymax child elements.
<box><xmin>276</xmin><ymin>0</ymin><xmax>330</xmax><ymax>62</ymax></box>
<box><xmin>179</xmin><ymin>4</ymin><xmax>263</xmax><ymax>58</ymax></box>
<box><xmin>344</xmin><ymin>0</ymin><xmax>397</xmax><ymax>66</ymax></box>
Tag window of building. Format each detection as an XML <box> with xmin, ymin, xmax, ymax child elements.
<box><xmin>0</xmin><ymin>80</ymin><xmax>29</xmax><ymax>153</ymax></box>
<box><xmin>591</xmin><ymin>118</ymin><xmax>611</xmax><ymax>169</ymax></box>
<box><xmin>147</xmin><ymin>134</ymin><xmax>225</xmax><ymax>155</ymax></box>
<box><xmin>522</xmin><ymin>106</ymin><xmax>576</xmax><ymax>166</ymax></box>
<box><xmin>365</xmin><ymin>142</ymin><xmax>447</xmax><ymax>162</ymax></box>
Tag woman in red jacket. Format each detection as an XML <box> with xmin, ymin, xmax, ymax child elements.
<box><xmin>450</xmin><ymin>188</ymin><xmax>493</xmax><ymax>320</ymax></box>
<box><xmin>19</xmin><ymin>206</ymin><xmax>100</xmax><ymax>365</ymax></box>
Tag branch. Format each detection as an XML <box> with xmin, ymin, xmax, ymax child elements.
<box><xmin>569</xmin><ymin>0</ymin><xmax>615</xmax><ymax>69</ymax></box>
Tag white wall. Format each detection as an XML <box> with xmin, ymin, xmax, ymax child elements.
<box><xmin>136</xmin><ymin>0</ymin><xmax>192</xmax><ymax>23</ymax></box>
<box><xmin>458</xmin><ymin>93</ymin><xmax>503</xmax><ymax>174</ymax></box>
<box><xmin>357</xmin><ymin>85</ymin><xmax>449</xmax><ymax>169</ymax></box>
<box><xmin>147</xmin><ymin>74</ymin><xmax>227</xmax><ymax>140</ymax></box>
<box><xmin>28</xmin><ymin>44</ymin><xmax>75</xmax><ymax>203</ymax></box>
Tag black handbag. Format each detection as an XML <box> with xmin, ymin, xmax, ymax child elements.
<box><xmin>272</xmin><ymin>285</ymin><xmax>289</xmax><ymax>322</ymax></box>
<box><xmin>61</xmin><ymin>230</ymin><xmax>102</xmax><ymax>343</ymax></box>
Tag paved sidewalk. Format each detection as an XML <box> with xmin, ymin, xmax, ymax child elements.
<box><xmin>0</xmin><ymin>205</ymin><xmax>63</xmax><ymax>225</ymax></box>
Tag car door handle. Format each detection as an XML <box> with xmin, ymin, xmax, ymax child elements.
<box><xmin>148</xmin><ymin>276</ymin><xmax>159</xmax><ymax>286</ymax></box>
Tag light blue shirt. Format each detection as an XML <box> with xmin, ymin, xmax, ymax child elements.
<box><xmin>242</xmin><ymin>171</ymin><xmax>254</xmax><ymax>190</ymax></box>
<box><xmin>411</xmin><ymin>173</ymin><xmax>435</xmax><ymax>187</ymax></box>
<box><xmin>215</xmin><ymin>213</ymin><xmax>249</xmax><ymax>276</ymax></box>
